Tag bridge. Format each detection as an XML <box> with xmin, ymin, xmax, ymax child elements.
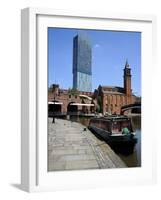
<box><xmin>121</xmin><ymin>102</ymin><xmax>141</xmax><ymax>115</ymax></box>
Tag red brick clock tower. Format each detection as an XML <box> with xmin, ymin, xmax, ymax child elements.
<box><xmin>124</xmin><ymin>60</ymin><xmax>132</xmax><ymax>98</ymax></box>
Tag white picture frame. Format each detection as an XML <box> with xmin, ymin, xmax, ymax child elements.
<box><xmin>21</xmin><ymin>7</ymin><xmax>157</xmax><ymax>192</ymax></box>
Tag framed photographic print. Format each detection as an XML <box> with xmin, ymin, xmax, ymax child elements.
<box><xmin>21</xmin><ymin>8</ymin><xmax>156</xmax><ymax>192</ymax></box>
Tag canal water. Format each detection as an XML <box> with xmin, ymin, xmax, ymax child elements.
<box><xmin>70</xmin><ymin>115</ymin><xmax>141</xmax><ymax>168</ymax></box>
<box><xmin>118</xmin><ymin>115</ymin><xmax>141</xmax><ymax>167</ymax></box>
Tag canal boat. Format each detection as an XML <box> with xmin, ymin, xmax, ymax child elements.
<box><xmin>88</xmin><ymin>115</ymin><xmax>137</xmax><ymax>154</ymax></box>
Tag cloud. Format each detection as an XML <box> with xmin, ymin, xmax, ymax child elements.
<box><xmin>93</xmin><ymin>44</ymin><xmax>101</xmax><ymax>48</ymax></box>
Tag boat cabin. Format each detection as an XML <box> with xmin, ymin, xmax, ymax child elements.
<box><xmin>89</xmin><ymin>115</ymin><xmax>133</xmax><ymax>135</ymax></box>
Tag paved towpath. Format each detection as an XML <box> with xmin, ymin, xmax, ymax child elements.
<box><xmin>48</xmin><ymin>118</ymin><xmax>126</xmax><ymax>171</ymax></box>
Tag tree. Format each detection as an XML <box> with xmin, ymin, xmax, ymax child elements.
<box><xmin>97</xmin><ymin>96</ymin><xmax>103</xmax><ymax>113</ymax></box>
<box><xmin>68</xmin><ymin>88</ymin><xmax>80</xmax><ymax>96</ymax></box>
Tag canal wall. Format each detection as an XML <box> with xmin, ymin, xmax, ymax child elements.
<box><xmin>48</xmin><ymin>118</ymin><xmax>126</xmax><ymax>171</ymax></box>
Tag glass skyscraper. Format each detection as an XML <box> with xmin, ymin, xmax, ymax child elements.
<box><xmin>73</xmin><ymin>32</ymin><xmax>92</xmax><ymax>92</ymax></box>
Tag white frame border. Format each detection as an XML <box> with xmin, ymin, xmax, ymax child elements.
<box><xmin>21</xmin><ymin>7</ymin><xmax>157</xmax><ymax>192</ymax></box>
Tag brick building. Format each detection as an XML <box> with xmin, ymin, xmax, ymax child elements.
<box><xmin>48</xmin><ymin>61</ymin><xmax>140</xmax><ymax>116</ymax></box>
<box><xmin>48</xmin><ymin>84</ymin><xmax>97</xmax><ymax>115</ymax></box>
<box><xmin>94</xmin><ymin>61</ymin><xmax>139</xmax><ymax>115</ymax></box>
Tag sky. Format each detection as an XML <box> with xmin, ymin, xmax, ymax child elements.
<box><xmin>48</xmin><ymin>28</ymin><xmax>141</xmax><ymax>96</ymax></box>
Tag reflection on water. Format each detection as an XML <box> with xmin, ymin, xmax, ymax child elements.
<box><xmin>70</xmin><ymin>115</ymin><xmax>141</xmax><ymax>168</ymax></box>
<box><xmin>70</xmin><ymin>116</ymin><xmax>91</xmax><ymax>127</ymax></box>
<box><xmin>119</xmin><ymin>115</ymin><xmax>141</xmax><ymax>167</ymax></box>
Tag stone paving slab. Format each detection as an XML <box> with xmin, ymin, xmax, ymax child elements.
<box><xmin>48</xmin><ymin>118</ymin><xmax>126</xmax><ymax>171</ymax></box>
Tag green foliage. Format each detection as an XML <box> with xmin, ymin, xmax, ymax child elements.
<box><xmin>97</xmin><ymin>96</ymin><xmax>103</xmax><ymax>113</ymax></box>
<box><xmin>68</xmin><ymin>88</ymin><xmax>80</xmax><ymax>96</ymax></box>
<box><xmin>48</xmin><ymin>85</ymin><xmax>53</xmax><ymax>92</ymax></box>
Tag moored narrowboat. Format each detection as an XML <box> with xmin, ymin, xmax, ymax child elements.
<box><xmin>88</xmin><ymin>115</ymin><xmax>137</xmax><ymax>153</ymax></box>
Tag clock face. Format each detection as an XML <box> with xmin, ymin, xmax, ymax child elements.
<box><xmin>125</xmin><ymin>68</ymin><xmax>131</xmax><ymax>75</ymax></box>
<box><xmin>127</xmin><ymin>69</ymin><xmax>130</xmax><ymax>74</ymax></box>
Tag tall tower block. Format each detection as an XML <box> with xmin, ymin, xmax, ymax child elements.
<box><xmin>73</xmin><ymin>32</ymin><xmax>92</xmax><ymax>92</ymax></box>
<box><xmin>124</xmin><ymin>60</ymin><xmax>132</xmax><ymax>96</ymax></box>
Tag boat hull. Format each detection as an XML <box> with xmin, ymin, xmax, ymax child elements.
<box><xmin>88</xmin><ymin>125</ymin><xmax>137</xmax><ymax>155</ymax></box>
